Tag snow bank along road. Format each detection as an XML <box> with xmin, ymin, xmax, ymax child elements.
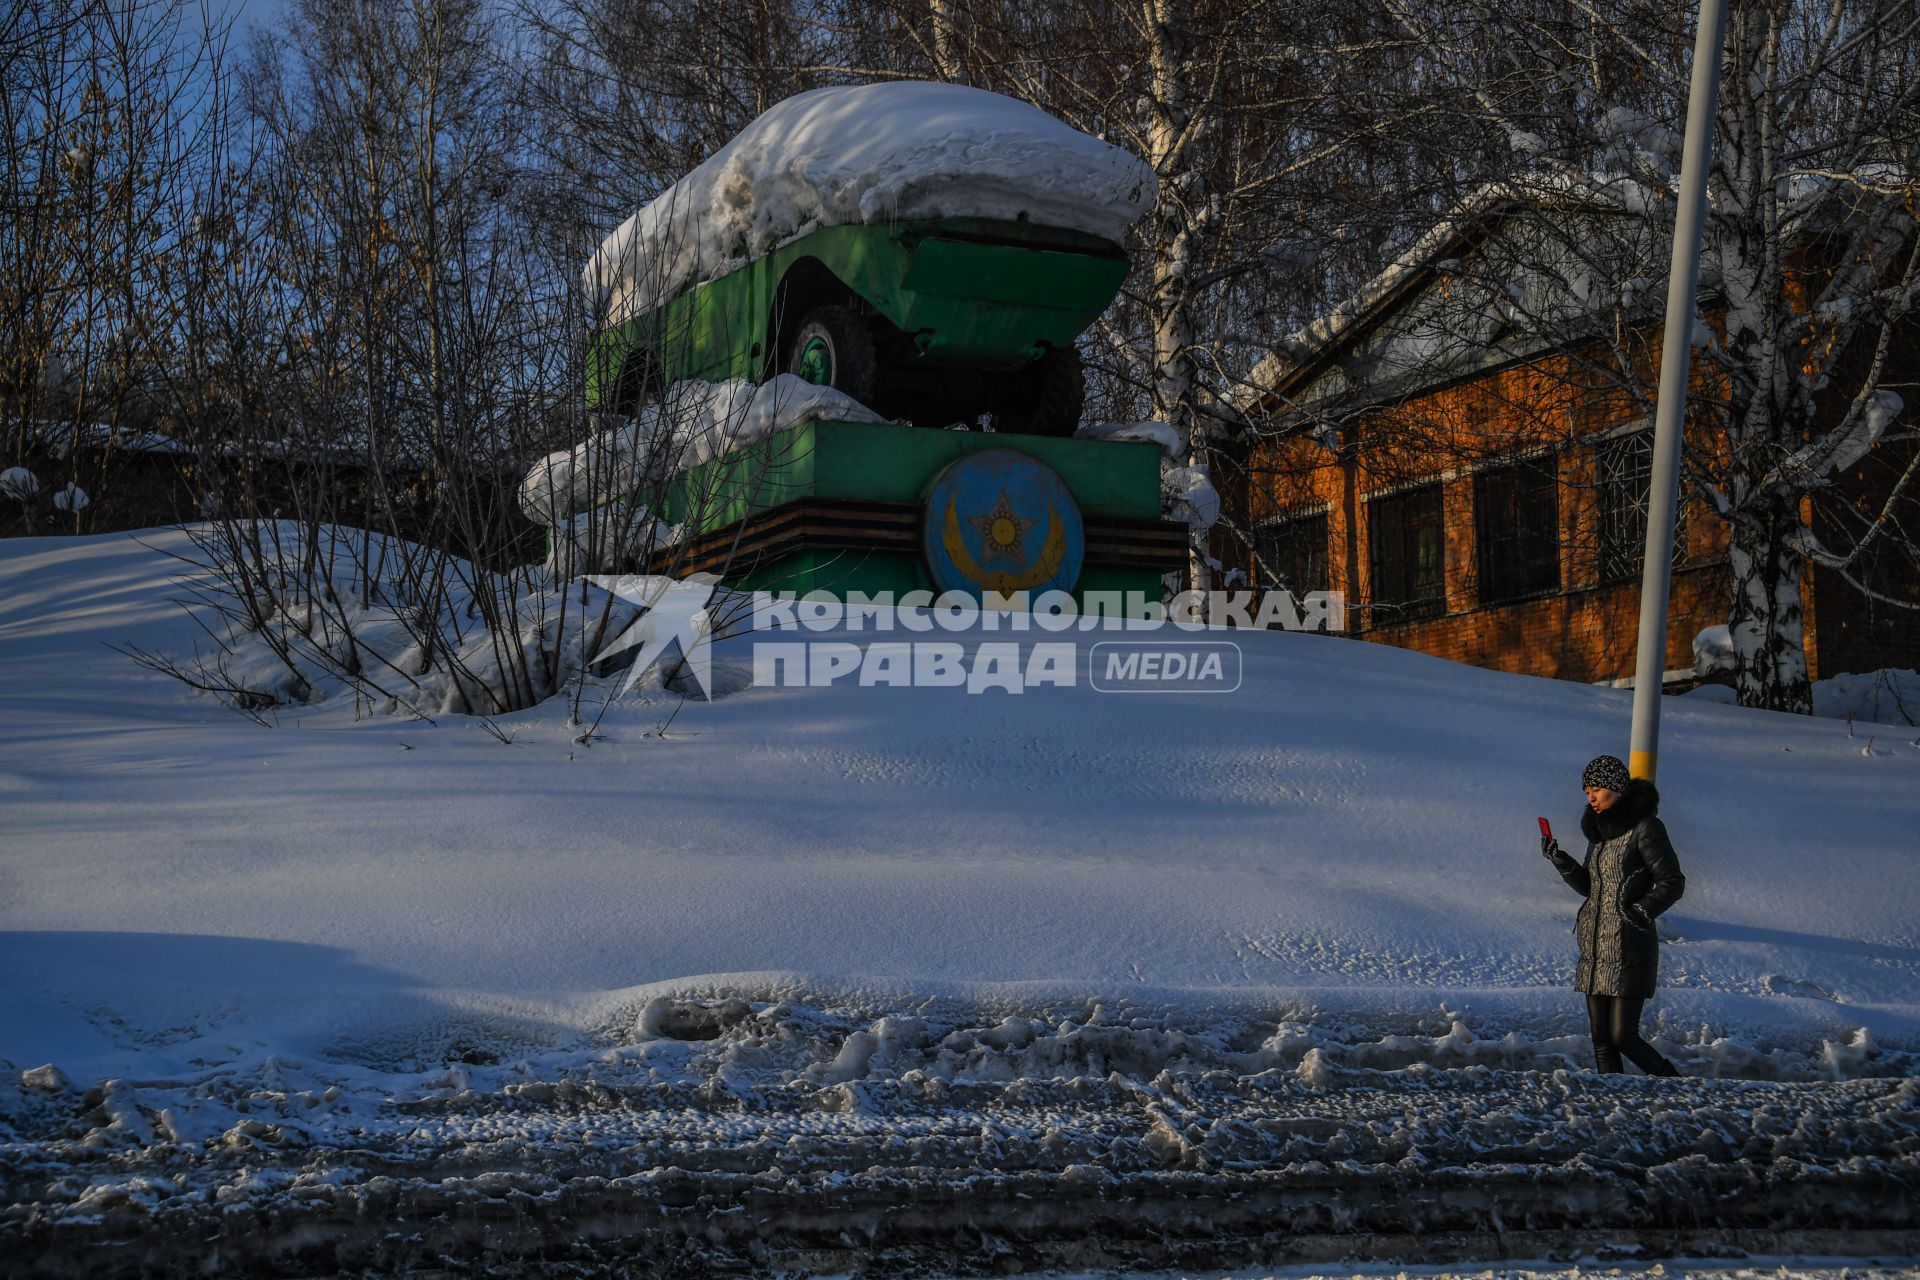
<box><xmin>2</xmin><ymin>530</ymin><xmax>1918</xmax><ymax>1274</ymax></box>
<box><xmin>5</xmin><ymin>995</ymin><xmax>1920</xmax><ymax>1276</ymax></box>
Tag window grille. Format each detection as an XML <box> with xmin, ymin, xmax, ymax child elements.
<box><xmin>1367</xmin><ymin>484</ymin><xmax>1445</xmax><ymax>623</ymax></box>
<box><xmin>1474</xmin><ymin>458</ymin><xmax>1561</xmax><ymax>603</ymax></box>
<box><xmin>1598</xmin><ymin>431</ymin><xmax>1687</xmax><ymax>583</ymax></box>
<box><xmin>1253</xmin><ymin>511</ymin><xmax>1330</xmax><ymax>598</ymax></box>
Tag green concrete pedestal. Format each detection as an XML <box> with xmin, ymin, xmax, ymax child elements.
<box><xmin>655</xmin><ymin>419</ymin><xmax>1185</xmax><ymax>606</ymax></box>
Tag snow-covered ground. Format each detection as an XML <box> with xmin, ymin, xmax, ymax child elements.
<box><xmin>2</xmin><ymin>528</ymin><xmax>1917</xmax><ymax>1274</ymax></box>
<box><xmin>950</xmin><ymin>1266</ymin><xmax>1920</xmax><ymax>1280</ymax></box>
<box><xmin>1687</xmin><ymin>668</ymin><xmax>1920</xmax><ymax>729</ymax></box>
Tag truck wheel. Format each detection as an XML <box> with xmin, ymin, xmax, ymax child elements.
<box><xmin>786</xmin><ymin>306</ymin><xmax>877</xmax><ymax>405</ymax></box>
<box><xmin>611</xmin><ymin>350</ymin><xmax>664</xmax><ymax>416</ymax></box>
<box><xmin>991</xmin><ymin>345</ymin><xmax>1084</xmax><ymax>437</ymax></box>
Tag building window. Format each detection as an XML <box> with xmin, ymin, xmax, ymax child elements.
<box><xmin>1367</xmin><ymin>482</ymin><xmax>1445</xmax><ymax>623</ymax></box>
<box><xmin>1597</xmin><ymin>430</ymin><xmax>1687</xmax><ymax>583</ymax></box>
<box><xmin>1253</xmin><ymin>510</ymin><xmax>1329</xmax><ymax>597</ymax></box>
<box><xmin>1474</xmin><ymin>457</ymin><xmax>1560</xmax><ymax>603</ymax></box>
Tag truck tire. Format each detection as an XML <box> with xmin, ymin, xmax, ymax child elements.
<box><xmin>786</xmin><ymin>305</ymin><xmax>877</xmax><ymax>406</ymax></box>
<box><xmin>611</xmin><ymin>350</ymin><xmax>665</xmax><ymax>417</ymax></box>
<box><xmin>991</xmin><ymin>346</ymin><xmax>1084</xmax><ymax>437</ymax></box>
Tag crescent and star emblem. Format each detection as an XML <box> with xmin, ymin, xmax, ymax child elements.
<box><xmin>942</xmin><ymin>495</ymin><xmax>1067</xmax><ymax>593</ymax></box>
<box><xmin>923</xmin><ymin>450</ymin><xmax>1084</xmax><ymax>598</ymax></box>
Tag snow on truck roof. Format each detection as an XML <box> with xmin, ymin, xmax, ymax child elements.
<box><xmin>586</xmin><ymin>81</ymin><xmax>1158</xmax><ymax>328</ymax></box>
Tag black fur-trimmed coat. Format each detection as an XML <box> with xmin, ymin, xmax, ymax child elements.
<box><xmin>1550</xmin><ymin>779</ymin><xmax>1687</xmax><ymax>999</ymax></box>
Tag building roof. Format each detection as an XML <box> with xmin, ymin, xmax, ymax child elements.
<box><xmin>1233</xmin><ymin>158</ymin><xmax>1917</xmax><ymax>429</ymax></box>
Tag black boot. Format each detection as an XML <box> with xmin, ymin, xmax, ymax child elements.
<box><xmin>1622</xmin><ymin>1037</ymin><xmax>1680</xmax><ymax>1076</ymax></box>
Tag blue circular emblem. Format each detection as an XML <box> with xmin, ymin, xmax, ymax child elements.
<box><xmin>923</xmin><ymin>449</ymin><xmax>1085</xmax><ymax>599</ymax></box>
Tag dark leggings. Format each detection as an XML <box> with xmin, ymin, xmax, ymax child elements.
<box><xmin>1585</xmin><ymin>995</ymin><xmax>1680</xmax><ymax>1076</ymax></box>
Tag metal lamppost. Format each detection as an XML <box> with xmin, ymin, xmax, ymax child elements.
<box><xmin>1629</xmin><ymin>0</ymin><xmax>1730</xmax><ymax>783</ymax></box>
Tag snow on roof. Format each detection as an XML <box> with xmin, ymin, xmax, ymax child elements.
<box><xmin>1233</xmin><ymin>156</ymin><xmax>1919</xmax><ymax>423</ymax></box>
<box><xmin>1229</xmin><ymin>183</ymin><xmax>1540</xmax><ymax>418</ymax></box>
<box><xmin>586</xmin><ymin>81</ymin><xmax>1158</xmax><ymax>328</ymax></box>
<box><xmin>1230</xmin><ymin>167</ymin><xmax>1691</xmax><ymax>419</ymax></box>
<box><xmin>24</xmin><ymin>418</ymin><xmax>195</xmax><ymax>459</ymax></box>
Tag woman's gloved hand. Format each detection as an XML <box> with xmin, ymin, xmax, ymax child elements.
<box><xmin>1620</xmin><ymin>901</ymin><xmax>1654</xmax><ymax>931</ymax></box>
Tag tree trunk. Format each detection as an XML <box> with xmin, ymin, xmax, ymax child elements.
<box><xmin>1726</xmin><ymin>489</ymin><xmax>1814</xmax><ymax>715</ymax></box>
<box><xmin>1712</xmin><ymin>3</ymin><xmax>1815</xmax><ymax>717</ymax></box>
<box><xmin>1140</xmin><ymin>0</ymin><xmax>1210</xmax><ymax>594</ymax></box>
<box><xmin>929</xmin><ymin>0</ymin><xmax>964</xmax><ymax>83</ymax></box>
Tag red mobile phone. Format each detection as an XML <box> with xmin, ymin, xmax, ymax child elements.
<box><xmin>1538</xmin><ymin>817</ymin><xmax>1553</xmax><ymax>840</ymax></box>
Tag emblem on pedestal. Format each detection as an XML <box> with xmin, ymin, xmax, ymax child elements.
<box><xmin>923</xmin><ymin>449</ymin><xmax>1085</xmax><ymax>598</ymax></box>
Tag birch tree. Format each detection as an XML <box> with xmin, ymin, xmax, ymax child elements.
<box><xmin>1706</xmin><ymin>0</ymin><xmax>1919</xmax><ymax>714</ymax></box>
<box><xmin>1369</xmin><ymin>0</ymin><xmax>1920</xmax><ymax>713</ymax></box>
<box><xmin>882</xmin><ymin>0</ymin><xmax>1418</xmax><ymax>590</ymax></box>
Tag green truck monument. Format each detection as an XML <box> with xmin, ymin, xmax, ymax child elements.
<box><xmin>532</xmin><ymin>81</ymin><xmax>1187</xmax><ymax>605</ymax></box>
<box><xmin>582</xmin><ymin>81</ymin><xmax>1156</xmax><ymax>436</ymax></box>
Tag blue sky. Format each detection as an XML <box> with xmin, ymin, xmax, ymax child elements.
<box><xmin>218</xmin><ymin>0</ymin><xmax>282</xmax><ymax>37</ymax></box>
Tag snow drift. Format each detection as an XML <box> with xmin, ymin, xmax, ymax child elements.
<box><xmin>586</xmin><ymin>81</ymin><xmax>1158</xmax><ymax>327</ymax></box>
<box><xmin>1074</xmin><ymin>419</ymin><xmax>1221</xmax><ymax>531</ymax></box>
<box><xmin>4</xmin><ymin>526</ymin><xmax>1917</xmax><ymax>1080</ymax></box>
<box><xmin>519</xmin><ymin>374</ymin><xmax>885</xmax><ymax>525</ymax></box>
<box><xmin>4</xmin><ymin>527</ymin><xmax>1919</xmax><ymax>1271</ymax></box>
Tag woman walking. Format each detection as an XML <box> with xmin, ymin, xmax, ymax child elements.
<box><xmin>1541</xmin><ymin>755</ymin><xmax>1686</xmax><ymax>1076</ymax></box>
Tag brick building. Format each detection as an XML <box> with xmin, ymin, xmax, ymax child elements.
<box><xmin>1220</xmin><ymin>191</ymin><xmax>1919</xmax><ymax>688</ymax></box>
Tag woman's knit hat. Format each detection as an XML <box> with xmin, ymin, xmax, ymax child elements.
<box><xmin>1582</xmin><ymin>754</ymin><xmax>1631</xmax><ymax>793</ymax></box>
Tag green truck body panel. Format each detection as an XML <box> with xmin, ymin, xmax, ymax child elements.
<box><xmin>587</xmin><ymin>218</ymin><xmax>1129</xmax><ymax>410</ymax></box>
<box><xmin>652</xmin><ymin>420</ymin><xmax>1167</xmax><ymax>610</ymax></box>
